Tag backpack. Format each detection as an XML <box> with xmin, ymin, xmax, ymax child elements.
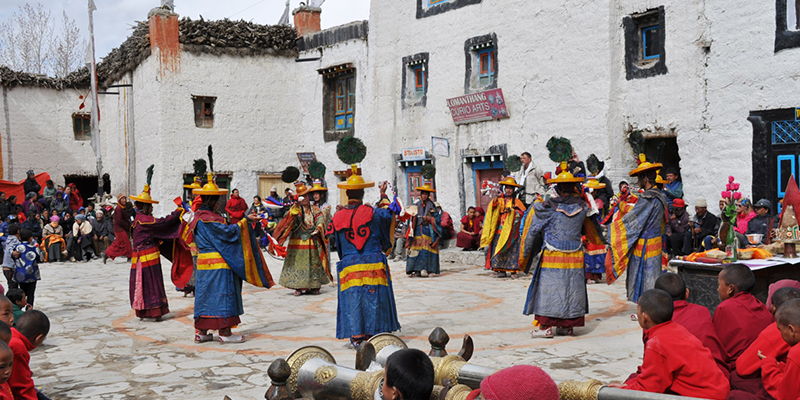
<box><xmin>13</xmin><ymin>242</ymin><xmax>40</xmax><ymax>283</ymax></box>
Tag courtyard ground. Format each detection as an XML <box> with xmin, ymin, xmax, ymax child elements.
<box><xmin>29</xmin><ymin>249</ymin><xmax>644</xmax><ymax>399</ymax></box>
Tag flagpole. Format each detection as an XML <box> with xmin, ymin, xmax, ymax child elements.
<box><xmin>88</xmin><ymin>0</ymin><xmax>103</xmax><ymax>199</ymax></box>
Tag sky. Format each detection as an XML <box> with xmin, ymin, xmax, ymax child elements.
<box><xmin>0</xmin><ymin>0</ymin><xmax>371</xmax><ymax>61</ymax></box>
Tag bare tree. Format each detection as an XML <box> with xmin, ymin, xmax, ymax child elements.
<box><xmin>50</xmin><ymin>11</ymin><xmax>86</xmax><ymax>77</ymax></box>
<box><xmin>0</xmin><ymin>3</ymin><xmax>85</xmax><ymax>77</ymax></box>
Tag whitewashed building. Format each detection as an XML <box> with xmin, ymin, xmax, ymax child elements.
<box><xmin>1</xmin><ymin>0</ymin><xmax>800</xmax><ymax>218</ymax></box>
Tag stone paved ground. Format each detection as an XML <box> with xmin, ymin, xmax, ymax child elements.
<box><xmin>29</xmin><ymin>250</ymin><xmax>644</xmax><ymax>399</ymax></box>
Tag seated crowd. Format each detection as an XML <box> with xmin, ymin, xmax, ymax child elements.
<box><xmin>0</xmin><ymin>179</ymin><xmax>133</xmax><ymax>264</ymax></box>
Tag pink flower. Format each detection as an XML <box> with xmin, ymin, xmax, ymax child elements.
<box><xmin>733</xmin><ymin>183</ymin><xmax>740</xmax><ymax>191</ymax></box>
<box><xmin>726</xmin><ymin>184</ymin><xmax>732</xmax><ymax>191</ymax></box>
<box><xmin>729</xmin><ymin>176</ymin><xmax>735</xmax><ymax>183</ymax></box>
<box><xmin>733</xmin><ymin>192</ymin><xmax>742</xmax><ymax>200</ymax></box>
<box><xmin>721</xmin><ymin>191</ymin><xmax>731</xmax><ymax>199</ymax></box>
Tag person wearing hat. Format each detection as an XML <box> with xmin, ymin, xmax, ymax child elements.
<box><xmin>663</xmin><ymin>167</ymin><xmax>684</xmax><ymax>207</ymax></box>
<box><xmin>104</xmin><ymin>195</ymin><xmax>133</xmax><ymax>264</ymax></box>
<box><xmin>190</xmin><ymin>172</ymin><xmax>275</xmax><ymax>343</ymax></box>
<box><xmin>521</xmin><ymin>161</ymin><xmax>601</xmax><ymax>338</ymax></box>
<box><xmin>692</xmin><ymin>198</ymin><xmax>720</xmax><ymax>251</ymax></box>
<box><xmin>330</xmin><ymin>165</ymin><xmax>400</xmax><ymax>347</ymax></box>
<box><xmin>272</xmin><ymin>181</ymin><xmax>331</xmax><ymax>296</ymax></box>
<box><xmin>480</xmin><ymin>177</ymin><xmax>527</xmax><ymax>278</ymax></box>
<box><xmin>405</xmin><ymin>181</ymin><xmax>442</xmax><ymax>278</ymax></box>
<box><xmin>22</xmin><ymin>170</ymin><xmax>40</xmax><ymax>198</ymax></box>
<box><xmin>746</xmin><ymin>199</ymin><xmax>774</xmax><ymax>245</ymax></box>
<box><xmin>266</xmin><ymin>186</ymin><xmax>285</xmax><ymax>219</ymax></box>
<box><xmin>128</xmin><ymin>172</ymin><xmax>187</xmax><ymax>321</ymax></box>
<box><xmin>666</xmin><ymin>198</ymin><xmax>692</xmax><ymax>257</ymax></box>
<box><xmin>608</xmin><ymin>153</ymin><xmax>669</xmax><ymax>309</ymax></box>
<box><xmin>67</xmin><ymin>213</ymin><xmax>95</xmax><ymax>262</ymax></box>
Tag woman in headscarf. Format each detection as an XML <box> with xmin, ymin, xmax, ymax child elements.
<box><xmin>104</xmin><ymin>194</ymin><xmax>133</xmax><ymax>263</ymax></box>
<box><xmin>41</xmin><ymin>215</ymin><xmax>66</xmax><ymax>262</ymax></box>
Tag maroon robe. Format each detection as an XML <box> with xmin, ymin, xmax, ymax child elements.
<box><xmin>713</xmin><ymin>292</ymin><xmax>774</xmax><ymax>365</ymax></box>
<box><xmin>106</xmin><ymin>204</ymin><xmax>132</xmax><ymax>260</ymax></box>
<box><xmin>673</xmin><ymin>300</ymin><xmax>730</xmax><ymax>380</ymax></box>
<box><xmin>129</xmin><ymin>210</ymin><xmax>182</xmax><ymax>318</ymax></box>
<box><xmin>456</xmin><ymin>215</ymin><xmax>481</xmax><ymax>249</ymax></box>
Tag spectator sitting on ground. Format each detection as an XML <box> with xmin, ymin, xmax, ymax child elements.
<box><xmin>8</xmin><ymin>310</ymin><xmax>50</xmax><ymax>400</ymax></box>
<box><xmin>388</xmin><ymin>220</ymin><xmax>407</xmax><ymax>261</ymax></box>
<box><xmin>20</xmin><ymin>193</ymin><xmax>40</xmax><ymax>217</ymax></box>
<box><xmin>68</xmin><ymin>214</ymin><xmax>95</xmax><ymax>262</ymax></box>
<box><xmin>20</xmin><ymin>213</ymin><xmax>42</xmax><ymax>243</ymax></box>
<box><xmin>694</xmin><ymin>198</ymin><xmax>720</xmax><ymax>252</ymax></box>
<box><xmin>666</xmin><ymin>199</ymin><xmax>691</xmax><ymax>257</ymax></box>
<box><xmin>91</xmin><ymin>210</ymin><xmax>114</xmax><ymax>258</ymax></box>
<box><xmin>21</xmin><ymin>171</ymin><xmax>39</xmax><ymax>198</ymax></box>
<box><xmin>41</xmin><ymin>215</ymin><xmax>65</xmax><ymax>263</ymax></box>
<box><xmin>760</xmin><ymin>298</ymin><xmax>800</xmax><ymax>400</ymax></box>
<box><xmin>85</xmin><ymin>203</ymin><xmax>96</xmax><ymax>220</ymax></box>
<box><xmin>5</xmin><ymin>289</ymin><xmax>24</xmax><ymax>325</ymax></box>
<box><xmin>13</xmin><ymin>206</ymin><xmax>24</xmax><ymax>223</ymax></box>
<box><xmin>472</xmin><ymin>365</ymin><xmax>559</xmax><ymax>400</ymax></box>
<box><xmin>0</xmin><ymin>338</ymin><xmax>13</xmax><ymax>399</ymax></box>
<box><xmin>381</xmin><ymin>349</ymin><xmax>434</xmax><ymax>400</ymax></box>
<box><xmin>456</xmin><ymin>206</ymin><xmax>482</xmax><ymax>251</ymax></box>
<box><xmin>0</xmin><ymin>194</ymin><xmax>11</xmax><ymax>222</ymax></box>
<box><xmin>0</xmin><ymin>297</ymin><xmax>13</xmax><ymax>327</ymax></box>
<box><xmin>41</xmin><ymin>180</ymin><xmax>56</xmax><ymax>201</ymax></box>
<box><xmin>663</xmin><ymin>167</ymin><xmax>684</xmax><ymax>206</ymax></box>
<box><xmin>49</xmin><ymin>188</ymin><xmax>68</xmax><ymax>215</ymax></box>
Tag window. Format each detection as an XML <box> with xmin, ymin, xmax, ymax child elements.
<box><xmin>319</xmin><ymin>64</ymin><xmax>357</xmax><ymax>142</ymax></box>
<box><xmin>776</xmin><ymin>0</ymin><xmax>800</xmax><ymax>52</ymax></box>
<box><xmin>641</xmin><ymin>26</ymin><xmax>660</xmax><ymax>59</ymax></box>
<box><xmin>402</xmin><ymin>53</ymin><xmax>429</xmax><ymax>108</ymax></box>
<box><xmin>623</xmin><ymin>7</ymin><xmax>667</xmax><ymax>80</ymax></box>
<box><xmin>464</xmin><ymin>34</ymin><xmax>498</xmax><ymax>93</ymax></box>
<box><xmin>334</xmin><ymin>75</ymin><xmax>355</xmax><ymax>130</ymax></box>
<box><xmin>72</xmin><ymin>113</ymin><xmax>91</xmax><ymax>140</ymax></box>
<box><xmin>192</xmin><ymin>95</ymin><xmax>216</xmax><ymax>128</ymax></box>
<box><xmin>417</xmin><ymin>0</ymin><xmax>481</xmax><ymax>19</ymax></box>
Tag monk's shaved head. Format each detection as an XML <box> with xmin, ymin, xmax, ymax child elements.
<box><xmin>655</xmin><ymin>273</ymin><xmax>687</xmax><ymax>301</ymax></box>
<box><xmin>772</xmin><ymin>288</ymin><xmax>800</xmax><ymax>311</ymax></box>
<box><xmin>638</xmin><ymin>289</ymin><xmax>674</xmax><ymax>325</ymax></box>
<box><xmin>776</xmin><ymin>299</ymin><xmax>800</xmax><ymax>328</ymax></box>
<box><xmin>720</xmin><ymin>264</ymin><xmax>756</xmax><ymax>293</ymax></box>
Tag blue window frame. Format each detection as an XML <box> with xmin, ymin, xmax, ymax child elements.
<box><xmin>335</xmin><ymin>75</ymin><xmax>355</xmax><ymax>130</ymax></box>
<box><xmin>412</xmin><ymin>65</ymin><xmax>425</xmax><ymax>96</ymax></box>
<box><xmin>778</xmin><ymin>155</ymin><xmax>796</xmax><ymax>199</ymax></box>
<box><xmin>478</xmin><ymin>48</ymin><xmax>495</xmax><ymax>86</ymax></box>
<box><xmin>642</xmin><ymin>25</ymin><xmax>660</xmax><ymax>59</ymax></box>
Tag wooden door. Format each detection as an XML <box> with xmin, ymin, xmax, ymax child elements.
<box><xmin>475</xmin><ymin>169</ymin><xmax>504</xmax><ymax>211</ymax></box>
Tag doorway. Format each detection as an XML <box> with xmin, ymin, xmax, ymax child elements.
<box><xmin>644</xmin><ymin>137</ymin><xmax>682</xmax><ymax>175</ymax></box>
<box><xmin>749</xmin><ymin>107</ymin><xmax>800</xmax><ymax>210</ymax></box>
<box><xmin>63</xmin><ymin>175</ymin><xmax>98</xmax><ymax>203</ymax></box>
<box><xmin>475</xmin><ymin>168</ymin><xmax>504</xmax><ymax>211</ymax></box>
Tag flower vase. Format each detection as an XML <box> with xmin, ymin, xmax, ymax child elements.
<box><xmin>723</xmin><ymin>220</ymin><xmax>738</xmax><ymax>262</ymax></box>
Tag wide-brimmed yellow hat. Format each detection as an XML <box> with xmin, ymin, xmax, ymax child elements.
<box><xmin>498</xmin><ymin>176</ymin><xmax>521</xmax><ymax>188</ymax></box>
<box><xmin>183</xmin><ymin>176</ymin><xmax>202</xmax><ymax>190</ymax></box>
<box><xmin>338</xmin><ymin>164</ymin><xmax>375</xmax><ymax>190</ymax></box>
<box><xmin>130</xmin><ymin>184</ymin><xmax>159</xmax><ymax>204</ymax></box>
<box><xmin>548</xmin><ymin>162</ymin><xmax>584</xmax><ymax>184</ymax></box>
<box><xmin>585</xmin><ymin>177</ymin><xmax>607</xmax><ymax>189</ymax></box>
<box><xmin>307</xmin><ymin>179</ymin><xmax>328</xmax><ymax>193</ymax></box>
<box><xmin>629</xmin><ymin>154</ymin><xmax>663</xmax><ymax>177</ymax></box>
<box><xmin>655</xmin><ymin>169</ymin><xmax>668</xmax><ymax>184</ymax></box>
<box><xmin>415</xmin><ymin>180</ymin><xmax>436</xmax><ymax>193</ymax></box>
<box><xmin>193</xmin><ymin>172</ymin><xmax>229</xmax><ymax>195</ymax></box>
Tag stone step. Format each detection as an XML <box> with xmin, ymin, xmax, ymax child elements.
<box><xmin>440</xmin><ymin>246</ymin><xmax>485</xmax><ymax>267</ymax></box>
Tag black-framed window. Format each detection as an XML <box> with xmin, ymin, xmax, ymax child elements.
<box><xmin>320</xmin><ymin>64</ymin><xmax>357</xmax><ymax>142</ymax></box>
<box><xmin>623</xmin><ymin>6</ymin><xmax>668</xmax><ymax>80</ymax></box>
<box><xmin>72</xmin><ymin>113</ymin><xmax>91</xmax><ymax>141</ymax></box>
<box><xmin>464</xmin><ymin>34</ymin><xmax>498</xmax><ymax>94</ymax></box>
<box><xmin>402</xmin><ymin>53</ymin><xmax>429</xmax><ymax>108</ymax></box>
<box><xmin>776</xmin><ymin>0</ymin><xmax>800</xmax><ymax>52</ymax></box>
<box><xmin>416</xmin><ymin>0</ymin><xmax>481</xmax><ymax>19</ymax></box>
<box><xmin>192</xmin><ymin>95</ymin><xmax>216</xmax><ymax>128</ymax></box>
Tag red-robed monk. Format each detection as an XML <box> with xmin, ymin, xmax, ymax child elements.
<box><xmin>733</xmin><ymin>286</ymin><xmax>800</xmax><ymax>399</ymax></box>
<box><xmin>760</xmin><ymin>298</ymin><xmax>800</xmax><ymax>400</ymax></box>
<box><xmin>614</xmin><ymin>289</ymin><xmax>729</xmax><ymax>400</ymax></box>
<box><xmin>715</xmin><ymin>264</ymin><xmax>775</xmax><ymax>364</ymax></box>
<box><xmin>654</xmin><ymin>273</ymin><xmax>730</xmax><ymax>379</ymax></box>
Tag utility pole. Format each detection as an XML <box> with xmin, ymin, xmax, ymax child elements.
<box><xmin>87</xmin><ymin>0</ymin><xmax>104</xmax><ymax>199</ymax></box>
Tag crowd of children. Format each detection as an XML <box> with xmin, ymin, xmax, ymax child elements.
<box><xmin>0</xmin><ymin>295</ymin><xmax>51</xmax><ymax>400</ymax></box>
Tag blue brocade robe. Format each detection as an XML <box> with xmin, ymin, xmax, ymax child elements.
<box><xmin>332</xmin><ymin>199</ymin><xmax>401</xmax><ymax>339</ymax></box>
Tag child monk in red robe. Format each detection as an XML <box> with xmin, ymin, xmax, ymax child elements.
<box><xmin>760</xmin><ymin>298</ymin><xmax>800</xmax><ymax>400</ymax></box>
<box><xmin>735</xmin><ymin>286</ymin><xmax>800</xmax><ymax>400</ymax></box>
<box><xmin>616</xmin><ymin>289</ymin><xmax>730</xmax><ymax>400</ymax></box>
<box><xmin>655</xmin><ymin>273</ymin><xmax>730</xmax><ymax>379</ymax></box>
<box><xmin>714</xmin><ymin>264</ymin><xmax>775</xmax><ymax>393</ymax></box>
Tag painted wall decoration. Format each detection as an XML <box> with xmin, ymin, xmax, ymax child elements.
<box><xmin>446</xmin><ymin>88</ymin><xmax>509</xmax><ymax>125</ymax></box>
<box><xmin>432</xmin><ymin>136</ymin><xmax>449</xmax><ymax>157</ymax></box>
